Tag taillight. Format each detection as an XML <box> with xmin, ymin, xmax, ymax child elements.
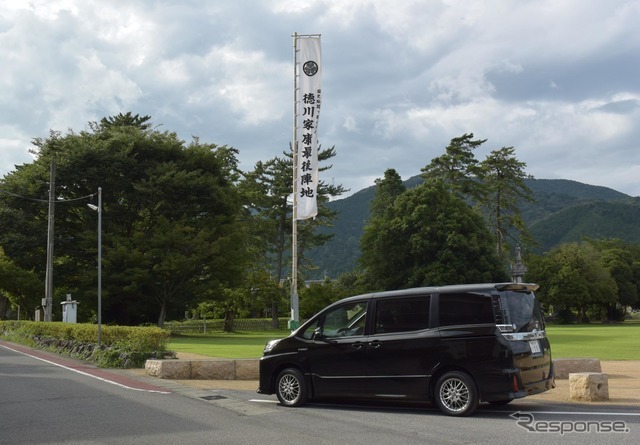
<box><xmin>513</xmin><ymin>375</ymin><xmax>520</xmax><ymax>393</ymax></box>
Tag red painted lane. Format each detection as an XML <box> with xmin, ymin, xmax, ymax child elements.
<box><xmin>0</xmin><ymin>340</ymin><xmax>171</xmax><ymax>394</ymax></box>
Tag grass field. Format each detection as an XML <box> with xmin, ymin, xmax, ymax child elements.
<box><xmin>168</xmin><ymin>331</ymin><xmax>290</xmax><ymax>359</ymax></box>
<box><xmin>546</xmin><ymin>323</ymin><xmax>640</xmax><ymax>360</ymax></box>
<box><xmin>167</xmin><ymin>323</ymin><xmax>640</xmax><ymax>361</ymax></box>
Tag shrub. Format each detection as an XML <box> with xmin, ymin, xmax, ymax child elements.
<box><xmin>0</xmin><ymin>321</ymin><xmax>170</xmax><ymax>368</ymax></box>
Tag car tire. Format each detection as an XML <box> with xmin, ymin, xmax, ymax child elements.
<box><xmin>434</xmin><ymin>371</ymin><xmax>479</xmax><ymax>416</ymax></box>
<box><xmin>275</xmin><ymin>368</ymin><xmax>308</xmax><ymax>407</ymax></box>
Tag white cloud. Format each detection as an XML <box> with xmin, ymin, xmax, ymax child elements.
<box><xmin>342</xmin><ymin>116</ymin><xmax>359</xmax><ymax>132</ymax></box>
<box><xmin>0</xmin><ymin>0</ymin><xmax>639</xmax><ymax>198</ymax></box>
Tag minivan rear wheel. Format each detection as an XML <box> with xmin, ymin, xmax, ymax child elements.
<box><xmin>434</xmin><ymin>371</ymin><xmax>478</xmax><ymax>416</ymax></box>
<box><xmin>275</xmin><ymin>368</ymin><xmax>308</xmax><ymax>407</ymax></box>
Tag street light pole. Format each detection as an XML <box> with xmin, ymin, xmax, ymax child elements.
<box><xmin>88</xmin><ymin>187</ymin><xmax>102</xmax><ymax>347</ymax></box>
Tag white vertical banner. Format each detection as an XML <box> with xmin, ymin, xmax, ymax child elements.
<box><xmin>296</xmin><ymin>35</ymin><xmax>321</xmax><ymax>220</ymax></box>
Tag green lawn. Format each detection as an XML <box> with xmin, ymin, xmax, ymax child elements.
<box><xmin>168</xmin><ymin>331</ymin><xmax>289</xmax><ymax>359</ymax></box>
<box><xmin>167</xmin><ymin>323</ymin><xmax>640</xmax><ymax>361</ymax></box>
<box><xmin>546</xmin><ymin>323</ymin><xmax>640</xmax><ymax>360</ymax></box>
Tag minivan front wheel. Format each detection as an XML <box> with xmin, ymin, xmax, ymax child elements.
<box><xmin>276</xmin><ymin>368</ymin><xmax>308</xmax><ymax>407</ymax></box>
<box><xmin>434</xmin><ymin>371</ymin><xmax>478</xmax><ymax>416</ymax></box>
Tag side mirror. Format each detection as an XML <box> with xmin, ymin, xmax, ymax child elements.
<box><xmin>312</xmin><ymin>327</ymin><xmax>337</xmax><ymax>344</ymax></box>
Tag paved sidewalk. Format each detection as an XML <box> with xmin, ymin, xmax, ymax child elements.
<box><xmin>528</xmin><ymin>360</ymin><xmax>640</xmax><ymax>406</ymax></box>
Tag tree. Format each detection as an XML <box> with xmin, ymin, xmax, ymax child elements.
<box><xmin>421</xmin><ymin>133</ymin><xmax>485</xmax><ymax>200</ymax></box>
<box><xmin>368</xmin><ymin>169</ymin><xmax>406</xmax><ymax>220</ymax></box>
<box><xmin>360</xmin><ymin>169</ymin><xmax>406</xmax><ymax>289</ymax></box>
<box><xmin>360</xmin><ymin>180</ymin><xmax>508</xmax><ymax>291</ymax></box>
<box><xmin>529</xmin><ymin>242</ymin><xmax>617</xmax><ymax>322</ymax></box>
<box><xmin>588</xmin><ymin>239</ymin><xmax>640</xmax><ymax>318</ymax></box>
<box><xmin>0</xmin><ymin>115</ymin><xmax>247</xmax><ymax>326</ymax></box>
<box><xmin>422</xmin><ymin>135</ymin><xmax>534</xmax><ymax>269</ymax></box>
<box><xmin>99</xmin><ymin>112</ymin><xmax>152</xmax><ymax>130</ymax></box>
<box><xmin>240</xmin><ymin>144</ymin><xmax>346</xmax><ymax>326</ymax></box>
<box><xmin>477</xmin><ymin>146</ymin><xmax>534</xmax><ymax>259</ymax></box>
<box><xmin>0</xmin><ymin>249</ymin><xmax>41</xmax><ymax>319</ymax></box>
<box><xmin>299</xmin><ymin>280</ymin><xmax>336</xmax><ymax>319</ymax></box>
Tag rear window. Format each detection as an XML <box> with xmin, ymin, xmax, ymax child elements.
<box><xmin>439</xmin><ymin>293</ymin><xmax>495</xmax><ymax>326</ymax></box>
<box><xmin>501</xmin><ymin>291</ymin><xmax>545</xmax><ymax>332</ymax></box>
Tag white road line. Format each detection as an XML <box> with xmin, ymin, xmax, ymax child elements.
<box><xmin>245</xmin><ymin>399</ymin><xmax>640</xmax><ymax>417</ymax></box>
<box><xmin>487</xmin><ymin>409</ymin><xmax>640</xmax><ymax>417</ymax></box>
<box><xmin>1</xmin><ymin>344</ymin><xmax>170</xmax><ymax>394</ymax></box>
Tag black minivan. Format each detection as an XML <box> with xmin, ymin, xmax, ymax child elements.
<box><xmin>257</xmin><ymin>283</ymin><xmax>554</xmax><ymax>416</ymax></box>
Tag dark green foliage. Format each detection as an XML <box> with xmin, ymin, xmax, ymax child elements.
<box><xmin>298</xmin><ymin>271</ymin><xmax>371</xmax><ymax>319</ymax></box>
<box><xmin>0</xmin><ymin>320</ymin><xmax>170</xmax><ymax>368</ymax></box>
<box><xmin>0</xmin><ymin>252</ymin><xmax>40</xmax><ymax>320</ymax></box>
<box><xmin>308</xmin><ymin>178</ymin><xmax>640</xmax><ymax>278</ymax></box>
<box><xmin>239</xmin><ymin>145</ymin><xmax>346</xmax><ymax>323</ymax></box>
<box><xmin>526</xmin><ymin>237</ymin><xmax>640</xmax><ymax>322</ymax></box>
<box><xmin>313</xmin><ymin>135</ymin><xmax>536</xmax><ymax>279</ymax></box>
<box><xmin>421</xmin><ymin>133</ymin><xmax>485</xmax><ymax>200</ymax></box>
<box><xmin>0</xmin><ymin>115</ymin><xmax>247</xmax><ymax>327</ymax></box>
<box><xmin>360</xmin><ymin>180</ymin><xmax>508</xmax><ymax>290</ymax></box>
<box><xmin>589</xmin><ymin>239</ymin><xmax>640</xmax><ymax>310</ymax></box>
<box><xmin>527</xmin><ymin>242</ymin><xmax>618</xmax><ymax>322</ymax></box>
<box><xmin>309</xmin><ymin>175</ymin><xmax>423</xmax><ymax>277</ymax></box>
<box><xmin>477</xmin><ymin>146</ymin><xmax>534</xmax><ymax>257</ymax></box>
<box><xmin>99</xmin><ymin>112</ymin><xmax>152</xmax><ymax>130</ymax></box>
<box><xmin>299</xmin><ymin>281</ymin><xmax>338</xmax><ymax>319</ymax></box>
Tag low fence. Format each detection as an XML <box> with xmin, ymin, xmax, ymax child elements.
<box><xmin>165</xmin><ymin>318</ymin><xmax>290</xmax><ymax>334</ymax></box>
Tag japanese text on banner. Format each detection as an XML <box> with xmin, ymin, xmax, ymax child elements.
<box><xmin>296</xmin><ymin>36</ymin><xmax>321</xmax><ymax>220</ymax></box>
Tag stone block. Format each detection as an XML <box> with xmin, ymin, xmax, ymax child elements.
<box><xmin>145</xmin><ymin>359</ymin><xmax>162</xmax><ymax>377</ymax></box>
<box><xmin>554</xmin><ymin>358</ymin><xmax>601</xmax><ymax>379</ymax></box>
<box><xmin>191</xmin><ymin>360</ymin><xmax>235</xmax><ymax>380</ymax></box>
<box><xmin>145</xmin><ymin>358</ymin><xmax>260</xmax><ymax>381</ymax></box>
<box><xmin>146</xmin><ymin>360</ymin><xmax>191</xmax><ymax>379</ymax></box>
<box><xmin>569</xmin><ymin>372</ymin><xmax>609</xmax><ymax>401</ymax></box>
<box><xmin>235</xmin><ymin>359</ymin><xmax>259</xmax><ymax>380</ymax></box>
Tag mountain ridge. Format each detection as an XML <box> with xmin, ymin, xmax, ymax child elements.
<box><xmin>307</xmin><ymin>177</ymin><xmax>640</xmax><ymax>278</ymax></box>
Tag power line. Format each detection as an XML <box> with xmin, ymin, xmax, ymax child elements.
<box><xmin>0</xmin><ymin>188</ymin><xmax>96</xmax><ymax>203</ymax></box>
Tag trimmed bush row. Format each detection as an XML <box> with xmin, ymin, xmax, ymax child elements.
<box><xmin>0</xmin><ymin>321</ymin><xmax>171</xmax><ymax>368</ymax></box>
<box><xmin>165</xmin><ymin>317</ymin><xmax>290</xmax><ymax>334</ymax></box>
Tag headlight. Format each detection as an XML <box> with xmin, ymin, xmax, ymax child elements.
<box><xmin>263</xmin><ymin>339</ymin><xmax>281</xmax><ymax>354</ymax></box>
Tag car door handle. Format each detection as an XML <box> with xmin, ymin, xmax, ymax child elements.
<box><xmin>352</xmin><ymin>342</ymin><xmax>364</xmax><ymax>350</ymax></box>
<box><xmin>369</xmin><ymin>341</ymin><xmax>382</xmax><ymax>349</ymax></box>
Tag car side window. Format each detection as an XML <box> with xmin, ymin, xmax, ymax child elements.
<box><xmin>374</xmin><ymin>296</ymin><xmax>430</xmax><ymax>334</ymax></box>
<box><xmin>439</xmin><ymin>293</ymin><xmax>495</xmax><ymax>326</ymax></box>
<box><xmin>320</xmin><ymin>301</ymin><xmax>367</xmax><ymax>338</ymax></box>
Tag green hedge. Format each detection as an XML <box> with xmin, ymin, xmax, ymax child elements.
<box><xmin>165</xmin><ymin>317</ymin><xmax>290</xmax><ymax>334</ymax></box>
<box><xmin>0</xmin><ymin>321</ymin><xmax>170</xmax><ymax>368</ymax></box>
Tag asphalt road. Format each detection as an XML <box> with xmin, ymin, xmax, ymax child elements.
<box><xmin>1</xmin><ymin>342</ymin><xmax>639</xmax><ymax>445</ymax></box>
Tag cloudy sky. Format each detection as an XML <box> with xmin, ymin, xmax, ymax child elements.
<box><xmin>2</xmin><ymin>0</ymin><xmax>639</xmax><ymax>198</ymax></box>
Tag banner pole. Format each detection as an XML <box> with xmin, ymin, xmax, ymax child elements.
<box><xmin>290</xmin><ymin>32</ymin><xmax>299</xmax><ymax>331</ymax></box>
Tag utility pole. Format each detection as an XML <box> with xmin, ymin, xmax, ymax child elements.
<box><xmin>87</xmin><ymin>188</ymin><xmax>102</xmax><ymax>346</ymax></box>
<box><xmin>44</xmin><ymin>160</ymin><xmax>55</xmax><ymax>322</ymax></box>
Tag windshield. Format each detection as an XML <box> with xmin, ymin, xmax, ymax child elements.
<box><xmin>502</xmin><ymin>291</ymin><xmax>545</xmax><ymax>333</ymax></box>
